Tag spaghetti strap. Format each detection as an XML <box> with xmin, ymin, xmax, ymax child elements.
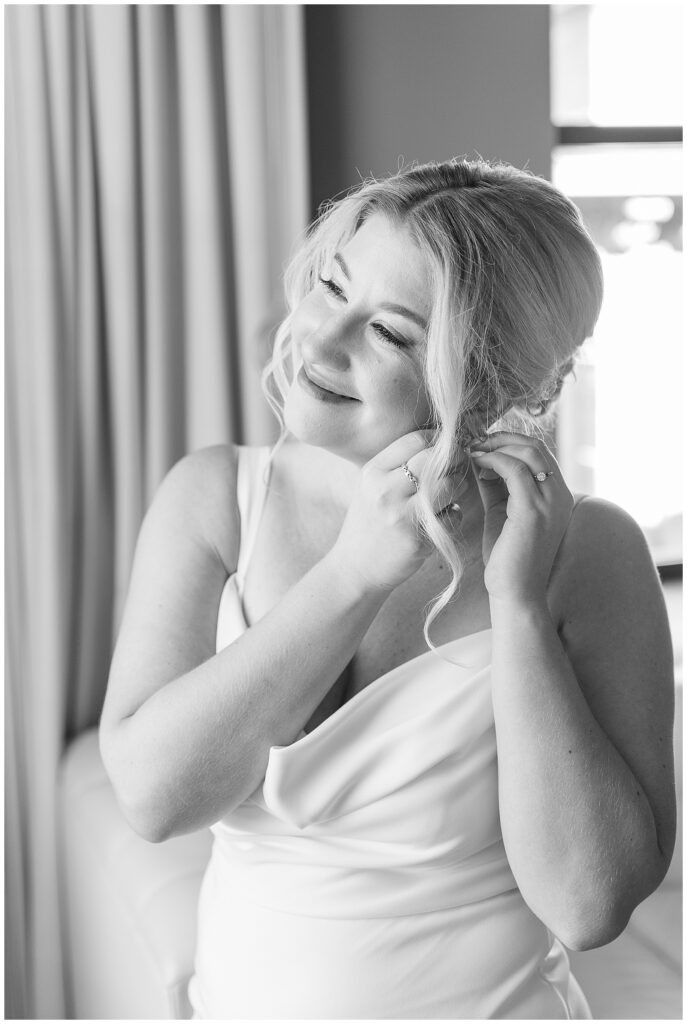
<box><xmin>234</xmin><ymin>445</ymin><xmax>272</xmax><ymax>588</ymax></box>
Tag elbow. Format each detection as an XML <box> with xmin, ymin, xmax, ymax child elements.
<box><xmin>114</xmin><ymin>780</ymin><xmax>177</xmax><ymax>843</ymax></box>
<box><xmin>98</xmin><ymin>722</ymin><xmax>177</xmax><ymax>844</ymax></box>
<box><xmin>126</xmin><ymin>812</ymin><xmax>175</xmax><ymax>845</ymax></box>
<box><xmin>530</xmin><ymin>841</ymin><xmax>669</xmax><ymax>952</ymax></box>
<box><xmin>561</xmin><ymin>842</ymin><xmax>674</xmax><ymax>951</ymax></box>
<box><xmin>557</xmin><ymin>912</ymin><xmax>629</xmax><ymax>952</ymax></box>
<box><xmin>548</xmin><ymin>894</ymin><xmax>634</xmax><ymax>952</ymax></box>
<box><xmin>109</xmin><ymin>777</ymin><xmax>179</xmax><ymax>844</ymax></box>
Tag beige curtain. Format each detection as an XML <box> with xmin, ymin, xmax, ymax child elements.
<box><xmin>5</xmin><ymin>5</ymin><xmax>309</xmax><ymax>1017</ymax></box>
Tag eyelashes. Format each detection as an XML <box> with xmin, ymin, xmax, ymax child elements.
<box><xmin>371</xmin><ymin>322</ymin><xmax>405</xmax><ymax>349</ymax></box>
<box><xmin>318</xmin><ymin>276</ymin><xmax>406</xmax><ymax>350</ymax></box>
<box><xmin>319</xmin><ymin>276</ymin><xmax>345</xmax><ymax>300</ymax></box>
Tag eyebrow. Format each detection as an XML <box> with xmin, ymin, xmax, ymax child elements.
<box><xmin>333</xmin><ymin>252</ymin><xmax>428</xmax><ymax>332</ymax></box>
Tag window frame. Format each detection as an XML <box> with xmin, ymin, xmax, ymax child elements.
<box><xmin>552</xmin><ymin>121</ymin><xmax>683</xmax><ymax>574</ymax></box>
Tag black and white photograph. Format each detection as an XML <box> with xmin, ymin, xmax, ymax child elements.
<box><xmin>5</xmin><ymin>3</ymin><xmax>683</xmax><ymax>1020</ymax></box>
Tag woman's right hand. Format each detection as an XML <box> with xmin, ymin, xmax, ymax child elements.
<box><xmin>329</xmin><ymin>430</ymin><xmax>458</xmax><ymax>593</ymax></box>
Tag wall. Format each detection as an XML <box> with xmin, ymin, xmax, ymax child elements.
<box><xmin>306</xmin><ymin>4</ymin><xmax>554</xmax><ymax>215</ymax></box>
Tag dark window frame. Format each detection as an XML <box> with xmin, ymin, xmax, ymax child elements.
<box><xmin>555</xmin><ymin>126</ymin><xmax>683</xmax><ymax>146</ymax></box>
<box><xmin>658</xmin><ymin>564</ymin><xmax>683</xmax><ymax>583</ymax></box>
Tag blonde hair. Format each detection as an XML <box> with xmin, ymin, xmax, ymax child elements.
<box><xmin>262</xmin><ymin>158</ymin><xmax>604</xmax><ymax>646</ymax></box>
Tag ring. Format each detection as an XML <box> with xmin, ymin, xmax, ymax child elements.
<box><xmin>534</xmin><ymin>470</ymin><xmax>554</xmax><ymax>482</ymax></box>
<box><xmin>400</xmin><ymin>462</ymin><xmax>420</xmax><ymax>491</ymax></box>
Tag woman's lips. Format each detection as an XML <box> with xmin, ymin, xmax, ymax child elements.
<box><xmin>297</xmin><ymin>364</ymin><xmax>358</xmax><ymax>403</ymax></box>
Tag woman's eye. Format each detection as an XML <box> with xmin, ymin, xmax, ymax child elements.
<box><xmin>372</xmin><ymin>322</ymin><xmax>405</xmax><ymax>349</ymax></box>
<box><xmin>319</xmin><ymin>276</ymin><xmax>346</xmax><ymax>300</ymax></box>
<box><xmin>317</xmin><ymin>278</ymin><xmax>405</xmax><ymax>350</ymax></box>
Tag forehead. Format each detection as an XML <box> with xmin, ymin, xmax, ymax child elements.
<box><xmin>340</xmin><ymin>214</ymin><xmax>432</xmax><ymax>314</ymax></box>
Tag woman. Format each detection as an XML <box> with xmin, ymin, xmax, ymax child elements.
<box><xmin>100</xmin><ymin>158</ymin><xmax>676</xmax><ymax>1019</ymax></box>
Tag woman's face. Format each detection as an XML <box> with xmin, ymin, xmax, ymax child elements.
<box><xmin>283</xmin><ymin>214</ymin><xmax>433</xmax><ymax>465</ymax></box>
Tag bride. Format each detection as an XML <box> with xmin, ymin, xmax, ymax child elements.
<box><xmin>100</xmin><ymin>158</ymin><xmax>675</xmax><ymax>1019</ymax></box>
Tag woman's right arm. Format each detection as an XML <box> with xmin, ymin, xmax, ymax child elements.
<box><xmin>99</xmin><ymin>434</ymin><xmax>434</xmax><ymax>842</ymax></box>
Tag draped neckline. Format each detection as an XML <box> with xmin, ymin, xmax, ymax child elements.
<box><xmin>226</xmin><ymin>573</ymin><xmax>492</xmax><ymax>748</ymax></box>
<box><xmin>292</xmin><ymin>626</ymin><xmax>493</xmax><ymax>747</ymax></box>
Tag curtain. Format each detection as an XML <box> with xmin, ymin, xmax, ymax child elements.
<box><xmin>5</xmin><ymin>5</ymin><xmax>309</xmax><ymax>1017</ymax></box>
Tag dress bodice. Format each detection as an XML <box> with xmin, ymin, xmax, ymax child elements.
<box><xmin>215</xmin><ymin>573</ymin><xmax>508</xmax><ymax>919</ymax></box>
<box><xmin>188</xmin><ymin>445</ymin><xmax>590</xmax><ymax>1019</ymax></box>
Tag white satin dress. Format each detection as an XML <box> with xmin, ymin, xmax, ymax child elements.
<box><xmin>188</xmin><ymin>446</ymin><xmax>591</xmax><ymax>1019</ymax></box>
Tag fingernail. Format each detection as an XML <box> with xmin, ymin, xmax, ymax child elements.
<box><xmin>478</xmin><ymin>468</ymin><xmax>500</xmax><ymax>480</ymax></box>
<box><xmin>469</xmin><ymin>450</ymin><xmax>488</xmax><ymax>457</ymax></box>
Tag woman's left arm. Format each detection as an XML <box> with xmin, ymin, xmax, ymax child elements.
<box><xmin>470</xmin><ymin>433</ymin><xmax>676</xmax><ymax>952</ymax></box>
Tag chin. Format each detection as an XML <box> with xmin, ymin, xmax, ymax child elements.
<box><xmin>282</xmin><ymin>405</ymin><xmax>366</xmax><ymax>466</ymax></box>
<box><xmin>287</xmin><ymin>419</ymin><xmax>367</xmax><ymax>465</ymax></box>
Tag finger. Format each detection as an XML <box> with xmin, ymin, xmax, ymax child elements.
<box><xmin>405</xmin><ymin>445</ymin><xmax>474</xmax><ymax>481</ymax></box>
<box><xmin>372</xmin><ymin>429</ymin><xmax>432</xmax><ymax>469</ymax></box>
<box><xmin>470</xmin><ymin>432</ymin><xmax>554</xmax><ymax>462</ymax></box>
<box><xmin>469</xmin><ymin>450</ymin><xmax>554</xmax><ymax>493</ymax></box>
<box><xmin>470</xmin><ymin>457</ymin><xmax>508</xmax><ymax>513</ymax></box>
<box><xmin>398</xmin><ymin>460</ymin><xmax>421</xmax><ymax>494</ymax></box>
<box><xmin>404</xmin><ymin>446</ymin><xmax>432</xmax><ymax>477</ymax></box>
<box><xmin>405</xmin><ymin>448</ymin><xmax>472</xmax><ymax>492</ymax></box>
<box><xmin>395</xmin><ymin>447</ymin><xmax>443</xmax><ymax>494</ymax></box>
<box><xmin>470</xmin><ymin>444</ymin><xmax>556</xmax><ymax>480</ymax></box>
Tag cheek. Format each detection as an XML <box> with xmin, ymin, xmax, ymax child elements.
<box><xmin>374</xmin><ymin>367</ymin><xmax>432</xmax><ymax>426</ymax></box>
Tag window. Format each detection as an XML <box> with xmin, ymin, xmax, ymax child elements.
<box><xmin>550</xmin><ymin>4</ymin><xmax>683</xmax><ymax>568</ymax></box>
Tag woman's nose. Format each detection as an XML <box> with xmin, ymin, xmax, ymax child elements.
<box><xmin>302</xmin><ymin>309</ymin><xmax>354</xmax><ymax>370</ymax></box>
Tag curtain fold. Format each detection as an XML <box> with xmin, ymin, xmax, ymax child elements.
<box><xmin>5</xmin><ymin>6</ymin><xmax>309</xmax><ymax>1017</ymax></box>
<box><xmin>6</xmin><ymin>9</ymin><xmax>74</xmax><ymax>1016</ymax></box>
<box><xmin>138</xmin><ymin>5</ymin><xmax>187</xmax><ymax>484</ymax></box>
<box><xmin>221</xmin><ymin>6</ymin><xmax>310</xmax><ymax>441</ymax></box>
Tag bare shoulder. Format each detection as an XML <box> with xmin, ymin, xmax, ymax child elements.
<box><xmin>550</xmin><ymin>494</ymin><xmax>667</xmax><ymax>639</ymax></box>
<box><xmin>157</xmin><ymin>443</ymin><xmax>239</xmax><ymax>503</ymax></box>
<box><xmin>561</xmin><ymin>493</ymin><xmax>653</xmax><ymax>564</ymax></box>
<box><xmin>148</xmin><ymin>444</ymin><xmax>241</xmax><ymax>575</ymax></box>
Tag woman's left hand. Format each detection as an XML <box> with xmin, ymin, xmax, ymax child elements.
<box><xmin>469</xmin><ymin>432</ymin><xmax>574</xmax><ymax>605</ymax></box>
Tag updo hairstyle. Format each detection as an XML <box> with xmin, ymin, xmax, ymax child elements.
<box><xmin>262</xmin><ymin>158</ymin><xmax>604</xmax><ymax>646</ymax></box>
